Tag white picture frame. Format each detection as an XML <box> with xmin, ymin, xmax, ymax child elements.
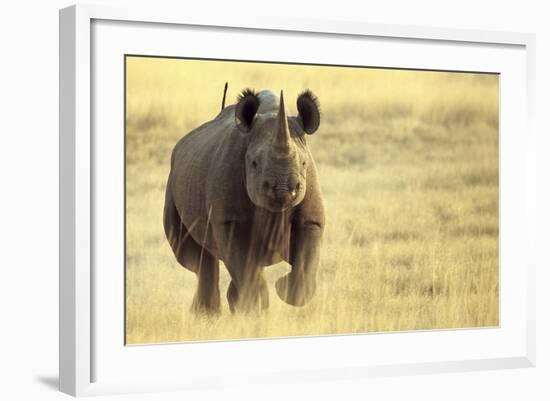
<box><xmin>59</xmin><ymin>4</ymin><xmax>536</xmax><ymax>397</ymax></box>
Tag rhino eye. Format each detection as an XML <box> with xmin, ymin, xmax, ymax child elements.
<box><xmin>302</xmin><ymin>161</ymin><xmax>307</xmax><ymax>168</ymax></box>
<box><xmin>252</xmin><ymin>160</ymin><xmax>258</xmax><ymax>169</ymax></box>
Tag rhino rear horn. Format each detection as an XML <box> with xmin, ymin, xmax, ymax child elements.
<box><xmin>297</xmin><ymin>90</ymin><xmax>320</xmax><ymax>134</ymax></box>
<box><xmin>235</xmin><ymin>88</ymin><xmax>260</xmax><ymax>133</ymax></box>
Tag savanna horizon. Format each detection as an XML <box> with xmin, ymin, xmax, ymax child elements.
<box><xmin>125</xmin><ymin>56</ymin><xmax>499</xmax><ymax>344</ymax></box>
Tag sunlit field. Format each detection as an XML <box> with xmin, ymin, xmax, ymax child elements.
<box><xmin>125</xmin><ymin>56</ymin><xmax>499</xmax><ymax>344</ymax></box>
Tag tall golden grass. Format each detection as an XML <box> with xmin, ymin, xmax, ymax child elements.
<box><xmin>125</xmin><ymin>56</ymin><xmax>499</xmax><ymax>344</ymax></box>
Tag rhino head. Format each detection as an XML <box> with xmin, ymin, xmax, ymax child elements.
<box><xmin>235</xmin><ymin>89</ymin><xmax>320</xmax><ymax>213</ymax></box>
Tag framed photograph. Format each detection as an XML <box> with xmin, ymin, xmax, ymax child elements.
<box><xmin>59</xmin><ymin>4</ymin><xmax>536</xmax><ymax>396</ymax></box>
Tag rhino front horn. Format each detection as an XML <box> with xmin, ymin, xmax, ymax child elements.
<box><xmin>273</xmin><ymin>90</ymin><xmax>291</xmax><ymax>152</ymax></box>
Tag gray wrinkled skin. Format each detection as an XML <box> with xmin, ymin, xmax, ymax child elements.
<box><xmin>163</xmin><ymin>89</ymin><xmax>325</xmax><ymax>314</ymax></box>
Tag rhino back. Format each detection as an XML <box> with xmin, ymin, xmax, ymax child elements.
<box><xmin>169</xmin><ymin>105</ymin><xmax>249</xmax><ymax>254</ymax></box>
<box><xmin>256</xmin><ymin>90</ymin><xmax>279</xmax><ymax>114</ymax></box>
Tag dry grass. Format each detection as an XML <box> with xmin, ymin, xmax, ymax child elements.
<box><xmin>125</xmin><ymin>57</ymin><xmax>499</xmax><ymax>344</ymax></box>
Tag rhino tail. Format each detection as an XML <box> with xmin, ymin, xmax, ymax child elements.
<box><xmin>221</xmin><ymin>82</ymin><xmax>229</xmax><ymax>112</ymax></box>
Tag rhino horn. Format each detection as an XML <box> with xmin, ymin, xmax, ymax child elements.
<box><xmin>273</xmin><ymin>90</ymin><xmax>291</xmax><ymax>152</ymax></box>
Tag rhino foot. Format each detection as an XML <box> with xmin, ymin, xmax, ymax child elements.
<box><xmin>191</xmin><ymin>292</ymin><xmax>221</xmax><ymax>316</ymax></box>
<box><xmin>275</xmin><ymin>273</ymin><xmax>316</xmax><ymax>307</ymax></box>
<box><xmin>227</xmin><ymin>279</ymin><xmax>269</xmax><ymax>314</ymax></box>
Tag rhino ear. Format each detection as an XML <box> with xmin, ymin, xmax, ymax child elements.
<box><xmin>235</xmin><ymin>88</ymin><xmax>260</xmax><ymax>133</ymax></box>
<box><xmin>297</xmin><ymin>90</ymin><xmax>320</xmax><ymax>135</ymax></box>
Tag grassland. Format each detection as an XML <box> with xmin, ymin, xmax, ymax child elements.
<box><xmin>125</xmin><ymin>57</ymin><xmax>499</xmax><ymax>344</ymax></box>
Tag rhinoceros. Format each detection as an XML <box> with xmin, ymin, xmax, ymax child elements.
<box><xmin>163</xmin><ymin>88</ymin><xmax>325</xmax><ymax>313</ymax></box>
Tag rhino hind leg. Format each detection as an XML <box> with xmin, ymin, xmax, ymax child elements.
<box><xmin>163</xmin><ymin>184</ymin><xmax>220</xmax><ymax>314</ymax></box>
<box><xmin>191</xmin><ymin>250</ymin><xmax>221</xmax><ymax>314</ymax></box>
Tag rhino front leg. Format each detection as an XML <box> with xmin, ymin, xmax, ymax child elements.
<box><xmin>216</xmin><ymin>220</ymin><xmax>270</xmax><ymax>313</ymax></box>
<box><xmin>276</xmin><ymin>223</ymin><xmax>323</xmax><ymax>306</ymax></box>
<box><xmin>227</xmin><ymin>271</ymin><xmax>269</xmax><ymax>314</ymax></box>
